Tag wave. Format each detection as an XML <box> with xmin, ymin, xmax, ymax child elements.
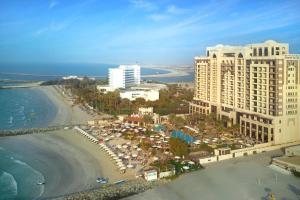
<box><xmin>12</xmin><ymin>158</ymin><xmax>45</xmax><ymax>198</ymax></box>
<box><xmin>8</xmin><ymin>116</ymin><xmax>13</xmax><ymax>124</ymax></box>
<box><xmin>0</xmin><ymin>171</ymin><xmax>18</xmax><ymax>199</ymax></box>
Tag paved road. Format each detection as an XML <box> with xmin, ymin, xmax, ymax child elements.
<box><xmin>125</xmin><ymin>150</ymin><xmax>300</xmax><ymax>200</ymax></box>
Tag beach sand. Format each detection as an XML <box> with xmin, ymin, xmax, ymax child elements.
<box><xmin>37</xmin><ymin>85</ymin><xmax>95</xmax><ymax>126</ymax></box>
<box><xmin>0</xmin><ymin>130</ymin><xmax>130</xmax><ymax>199</ymax></box>
<box><xmin>125</xmin><ymin>150</ymin><xmax>300</xmax><ymax>200</ymax></box>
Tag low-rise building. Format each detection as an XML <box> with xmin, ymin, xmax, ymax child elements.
<box><xmin>120</xmin><ymin>88</ymin><xmax>159</xmax><ymax>101</ymax></box>
<box><xmin>214</xmin><ymin>147</ymin><xmax>231</xmax><ymax>156</ymax></box>
<box><xmin>144</xmin><ymin>169</ymin><xmax>158</xmax><ymax>181</ymax></box>
<box><xmin>285</xmin><ymin>145</ymin><xmax>300</xmax><ymax>156</ymax></box>
<box><xmin>271</xmin><ymin>145</ymin><xmax>300</xmax><ymax>173</ymax></box>
<box><xmin>138</xmin><ymin>107</ymin><xmax>154</xmax><ymax>115</ymax></box>
<box><xmin>96</xmin><ymin>85</ymin><xmax>115</xmax><ymax>94</ymax></box>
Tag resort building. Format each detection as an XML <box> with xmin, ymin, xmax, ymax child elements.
<box><xmin>120</xmin><ymin>88</ymin><xmax>159</xmax><ymax>101</ymax></box>
<box><xmin>109</xmin><ymin>64</ymin><xmax>141</xmax><ymax>89</ymax></box>
<box><xmin>189</xmin><ymin>40</ymin><xmax>300</xmax><ymax>145</ymax></box>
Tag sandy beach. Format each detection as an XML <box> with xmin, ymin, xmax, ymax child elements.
<box><xmin>125</xmin><ymin>150</ymin><xmax>300</xmax><ymax>200</ymax></box>
<box><xmin>0</xmin><ymin>130</ymin><xmax>130</xmax><ymax>199</ymax></box>
<box><xmin>37</xmin><ymin>85</ymin><xmax>96</xmax><ymax>126</ymax></box>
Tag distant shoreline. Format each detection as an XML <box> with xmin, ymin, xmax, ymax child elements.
<box><xmin>141</xmin><ymin>65</ymin><xmax>192</xmax><ymax>78</ymax></box>
<box><xmin>0</xmin><ymin>65</ymin><xmax>193</xmax><ymax>81</ymax></box>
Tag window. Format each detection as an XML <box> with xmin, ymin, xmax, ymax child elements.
<box><xmin>259</xmin><ymin>48</ymin><xmax>262</xmax><ymax>56</ymax></box>
<box><xmin>264</xmin><ymin>47</ymin><xmax>268</xmax><ymax>56</ymax></box>
<box><xmin>253</xmin><ymin>48</ymin><xmax>257</xmax><ymax>56</ymax></box>
<box><xmin>271</xmin><ymin>47</ymin><xmax>274</xmax><ymax>55</ymax></box>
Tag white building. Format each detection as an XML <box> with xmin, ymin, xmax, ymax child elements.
<box><xmin>138</xmin><ymin>107</ymin><xmax>154</xmax><ymax>115</ymax></box>
<box><xmin>96</xmin><ymin>85</ymin><xmax>115</xmax><ymax>94</ymax></box>
<box><xmin>62</xmin><ymin>75</ymin><xmax>84</xmax><ymax>80</ymax></box>
<box><xmin>120</xmin><ymin>88</ymin><xmax>159</xmax><ymax>101</ymax></box>
<box><xmin>144</xmin><ymin>169</ymin><xmax>158</xmax><ymax>181</ymax></box>
<box><xmin>109</xmin><ymin>64</ymin><xmax>141</xmax><ymax>89</ymax></box>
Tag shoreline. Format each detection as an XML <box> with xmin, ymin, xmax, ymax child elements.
<box><xmin>38</xmin><ymin>85</ymin><xmax>97</xmax><ymax>126</ymax></box>
<box><xmin>0</xmin><ymin>130</ymin><xmax>131</xmax><ymax>199</ymax></box>
<box><xmin>0</xmin><ymin>65</ymin><xmax>193</xmax><ymax>81</ymax></box>
<box><xmin>141</xmin><ymin>65</ymin><xmax>192</xmax><ymax>78</ymax></box>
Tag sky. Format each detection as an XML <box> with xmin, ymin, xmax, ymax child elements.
<box><xmin>0</xmin><ymin>0</ymin><xmax>300</xmax><ymax>66</ymax></box>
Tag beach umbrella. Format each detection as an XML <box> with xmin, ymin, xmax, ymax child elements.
<box><xmin>137</xmin><ymin>148</ymin><xmax>142</xmax><ymax>151</ymax></box>
<box><xmin>122</xmin><ymin>145</ymin><xmax>128</xmax><ymax>149</ymax></box>
<box><xmin>113</xmin><ymin>156</ymin><xmax>119</xmax><ymax>160</ymax></box>
<box><xmin>132</xmin><ymin>154</ymin><xmax>138</xmax><ymax>158</ymax></box>
<box><xmin>153</xmin><ymin>157</ymin><xmax>159</xmax><ymax>161</ymax></box>
<box><xmin>183</xmin><ymin>166</ymin><xmax>190</xmax><ymax>170</ymax></box>
<box><xmin>127</xmin><ymin>164</ymin><xmax>134</xmax><ymax>168</ymax></box>
<box><xmin>188</xmin><ymin>161</ymin><xmax>195</xmax><ymax>165</ymax></box>
<box><xmin>124</xmin><ymin>155</ymin><xmax>130</xmax><ymax>159</ymax></box>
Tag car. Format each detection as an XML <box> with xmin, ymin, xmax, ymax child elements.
<box><xmin>96</xmin><ymin>177</ymin><xmax>108</xmax><ymax>184</ymax></box>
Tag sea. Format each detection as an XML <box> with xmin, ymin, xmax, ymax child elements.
<box><xmin>0</xmin><ymin>63</ymin><xmax>193</xmax><ymax>199</ymax></box>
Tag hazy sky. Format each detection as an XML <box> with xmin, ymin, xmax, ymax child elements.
<box><xmin>1</xmin><ymin>0</ymin><xmax>300</xmax><ymax>66</ymax></box>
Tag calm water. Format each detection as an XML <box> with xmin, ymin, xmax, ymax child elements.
<box><xmin>0</xmin><ymin>88</ymin><xmax>57</xmax><ymax>131</ymax></box>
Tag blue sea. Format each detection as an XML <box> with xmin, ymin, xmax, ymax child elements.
<box><xmin>0</xmin><ymin>88</ymin><xmax>55</xmax><ymax>199</ymax></box>
<box><xmin>0</xmin><ymin>146</ymin><xmax>45</xmax><ymax>200</ymax></box>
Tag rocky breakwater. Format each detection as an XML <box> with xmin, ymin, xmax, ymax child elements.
<box><xmin>0</xmin><ymin>126</ymin><xmax>74</xmax><ymax>137</ymax></box>
<box><xmin>55</xmin><ymin>179</ymin><xmax>169</xmax><ymax>200</ymax></box>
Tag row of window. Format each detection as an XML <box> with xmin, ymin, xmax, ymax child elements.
<box><xmin>253</xmin><ymin>46</ymin><xmax>283</xmax><ymax>56</ymax></box>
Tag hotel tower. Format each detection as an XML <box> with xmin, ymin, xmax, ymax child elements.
<box><xmin>189</xmin><ymin>40</ymin><xmax>300</xmax><ymax>145</ymax></box>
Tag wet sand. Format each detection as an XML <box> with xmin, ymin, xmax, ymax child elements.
<box><xmin>125</xmin><ymin>150</ymin><xmax>300</xmax><ymax>200</ymax></box>
<box><xmin>0</xmin><ymin>130</ymin><xmax>129</xmax><ymax>199</ymax></box>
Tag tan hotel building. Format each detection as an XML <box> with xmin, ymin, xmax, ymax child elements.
<box><xmin>189</xmin><ymin>40</ymin><xmax>300</xmax><ymax>145</ymax></box>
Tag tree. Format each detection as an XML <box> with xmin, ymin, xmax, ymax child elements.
<box><xmin>143</xmin><ymin>115</ymin><xmax>154</xmax><ymax>124</ymax></box>
<box><xmin>169</xmin><ymin>114</ymin><xmax>185</xmax><ymax>129</ymax></box>
<box><xmin>169</xmin><ymin>138</ymin><xmax>189</xmax><ymax>157</ymax></box>
<box><xmin>198</xmin><ymin>120</ymin><xmax>205</xmax><ymax>134</ymax></box>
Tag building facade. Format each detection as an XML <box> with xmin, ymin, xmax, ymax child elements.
<box><xmin>120</xmin><ymin>88</ymin><xmax>159</xmax><ymax>101</ymax></box>
<box><xmin>108</xmin><ymin>64</ymin><xmax>141</xmax><ymax>89</ymax></box>
<box><xmin>190</xmin><ymin>40</ymin><xmax>300</xmax><ymax>145</ymax></box>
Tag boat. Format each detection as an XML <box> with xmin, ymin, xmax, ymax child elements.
<box><xmin>36</xmin><ymin>182</ymin><xmax>45</xmax><ymax>185</ymax></box>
